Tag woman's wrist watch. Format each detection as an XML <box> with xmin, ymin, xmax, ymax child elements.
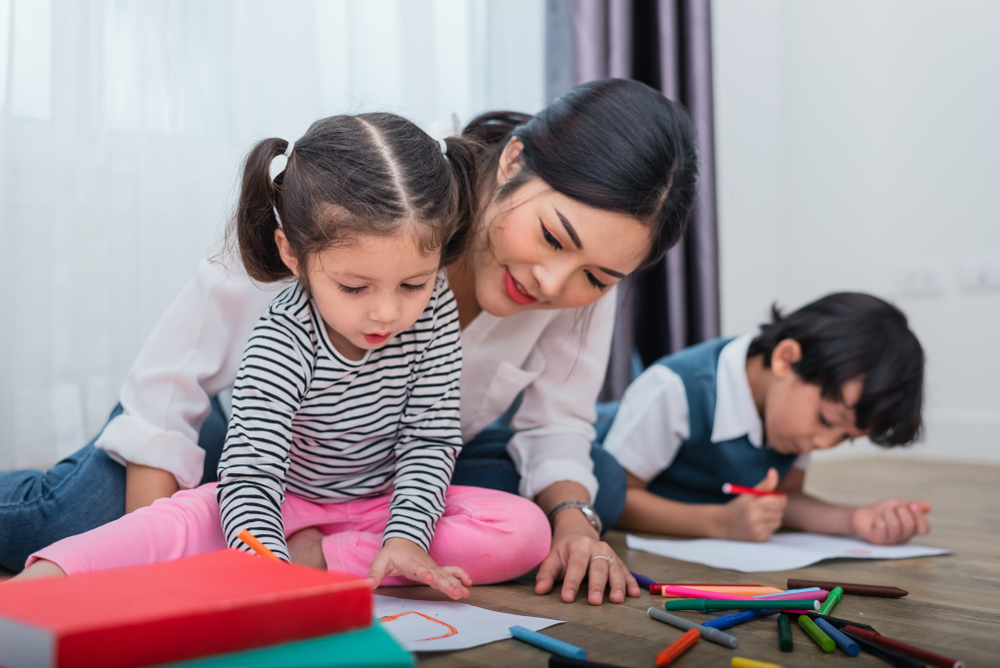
<box><xmin>547</xmin><ymin>500</ymin><xmax>603</xmax><ymax>535</ymax></box>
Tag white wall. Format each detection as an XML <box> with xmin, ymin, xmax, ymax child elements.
<box><xmin>713</xmin><ymin>0</ymin><xmax>1000</xmax><ymax>463</ymax></box>
<box><xmin>0</xmin><ymin>0</ymin><xmax>546</xmax><ymax>470</ymax></box>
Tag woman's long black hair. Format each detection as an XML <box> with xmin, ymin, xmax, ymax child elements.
<box><xmin>464</xmin><ymin>78</ymin><xmax>698</xmax><ymax>268</ymax></box>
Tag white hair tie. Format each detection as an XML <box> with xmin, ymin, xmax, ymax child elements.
<box><xmin>269</xmin><ymin>140</ymin><xmax>295</xmax><ymax>183</ymax></box>
<box><xmin>271</xmin><ymin>140</ymin><xmax>295</xmax><ymax>227</ymax></box>
<box><xmin>438</xmin><ymin>138</ymin><xmax>447</xmax><ymax>155</ymax></box>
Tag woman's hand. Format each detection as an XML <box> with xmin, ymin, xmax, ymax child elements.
<box><xmin>534</xmin><ymin>509</ymin><xmax>640</xmax><ymax>605</ymax></box>
<box><xmin>851</xmin><ymin>499</ymin><xmax>931</xmax><ymax>545</ymax></box>
<box><xmin>367</xmin><ymin>537</ymin><xmax>472</xmax><ymax>600</ymax></box>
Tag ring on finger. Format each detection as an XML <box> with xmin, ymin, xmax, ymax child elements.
<box><xmin>590</xmin><ymin>555</ymin><xmax>613</xmax><ymax>564</ymax></box>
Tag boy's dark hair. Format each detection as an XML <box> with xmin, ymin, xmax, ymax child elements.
<box><xmin>747</xmin><ymin>293</ymin><xmax>924</xmax><ymax>446</ymax></box>
<box><xmin>463</xmin><ymin>78</ymin><xmax>699</xmax><ymax>268</ymax></box>
<box><xmin>231</xmin><ymin>113</ymin><xmax>480</xmax><ymax>290</ymax></box>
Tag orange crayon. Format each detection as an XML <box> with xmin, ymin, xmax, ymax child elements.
<box><xmin>237</xmin><ymin>528</ymin><xmax>282</xmax><ymax>561</ymax></box>
<box><xmin>651</xmin><ymin>582</ymin><xmax>763</xmax><ymax>594</ymax></box>
<box><xmin>656</xmin><ymin>628</ymin><xmax>700</xmax><ymax>666</ymax></box>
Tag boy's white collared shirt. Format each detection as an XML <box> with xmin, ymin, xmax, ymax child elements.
<box><xmin>712</xmin><ymin>332</ymin><xmax>765</xmax><ymax>447</ymax></box>
<box><xmin>603</xmin><ymin>332</ymin><xmax>810</xmax><ymax>483</ymax></box>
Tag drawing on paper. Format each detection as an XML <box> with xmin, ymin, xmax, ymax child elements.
<box><xmin>373</xmin><ymin>594</ymin><xmax>562</xmax><ymax>652</ymax></box>
<box><xmin>379</xmin><ymin>611</ymin><xmax>459</xmax><ymax>642</ymax></box>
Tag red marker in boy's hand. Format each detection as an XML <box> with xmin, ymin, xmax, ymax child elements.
<box><xmin>717</xmin><ymin>468</ymin><xmax>788</xmax><ymax>542</ymax></box>
<box><xmin>722</xmin><ymin>482</ymin><xmax>787</xmax><ymax>497</ymax></box>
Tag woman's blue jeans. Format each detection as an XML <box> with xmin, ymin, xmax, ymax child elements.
<box><xmin>0</xmin><ymin>399</ymin><xmax>228</xmax><ymax>573</ymax></box>
<box><xmin>0</xmin><ymin>399</ymin><xmax>623</xmax><ymax>573</ymax></box>
<box><xmin>451</xmin><ymin>402</ymin><xmax>625</xmax><ymax>535</ymax></box>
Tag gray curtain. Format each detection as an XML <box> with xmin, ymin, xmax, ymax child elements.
<box><xmin>546</xmin><ymin>0</ymin><xmax>720</xmax><ymax>400</ymax></box>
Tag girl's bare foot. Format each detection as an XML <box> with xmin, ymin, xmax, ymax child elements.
<box><xmin>287</xmin><ymin>527</ymin><xmax>327</xmax><ymax>570</ymax></box>
<box><xmin>11</xmin><ymin>559</ymin><xmax>67</xmax><ymax>581</ymax></box>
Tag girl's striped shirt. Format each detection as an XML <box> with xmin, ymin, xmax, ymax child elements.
<box><xmin>216</xmin><ymin>270</ymin><xmax>462</xmax><ymax>561</ymax></box>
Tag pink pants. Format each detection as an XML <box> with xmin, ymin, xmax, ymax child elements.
<box><xmin>29</xmin><ymin>484</ymin><xmax>551</xmax><ymax>586</ymax></box>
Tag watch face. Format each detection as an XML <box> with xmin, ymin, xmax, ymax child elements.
<box><xmin>578</xmin><ymin>505</ymin><xmax>602</xmax><ymax>533</ymax></box>
<box><xmin>548</xmin><ymin>501</ymin><xmax>602</xmax><ymax>534</ymax></box>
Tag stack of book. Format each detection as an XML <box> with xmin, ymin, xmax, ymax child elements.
<box><xmin>0</xmin><ymin>550</ymin><xmax>413</xmax><ymax>668</ymax></box>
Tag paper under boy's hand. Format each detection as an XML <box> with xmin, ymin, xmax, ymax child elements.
<box><xmin>718</xmin><ymin>468</ymin><xmax>787</xmax><ymax>542</ymax></box>
<box><xmin>367</xmin><ymin>537</ymin><xmax>472</xmax><ymax>600</ymax></box>
<box><xmin>851</xmin><ymin>498</ymin><xmax>931</xmax><ymax>545</ymax></box>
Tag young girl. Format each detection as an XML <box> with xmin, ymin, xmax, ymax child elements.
<box><xmin>13</xmin><ymin>114</ymin><xmax>551</xmax><ymax>597</ymax></box>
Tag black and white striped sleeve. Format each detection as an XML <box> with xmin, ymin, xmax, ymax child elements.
<box><xmin>384</xmin><ymin>280</ymin><xmax>463</xmax><ymax>552</ymax></box>
<box><xmin>216</xmin><ymin>312</ymin><xmax>312</xmax><ymax>562</ymax></box>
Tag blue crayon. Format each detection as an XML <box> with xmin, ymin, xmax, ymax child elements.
<box><xmin>701</xmin><ymin>609</ymin><xmax>776</xmax><ymax>629</ymax></box>
<box><xmin>814</xmin><ymin>618</ymin><xmax>860</xmax><ymax>656</ymax></box>
<box><xmin>510</xmin><ymin>626</ymin><xmax>587</xmax><ymax>660</ymax></box>
<box><xmin>630</xmin><ymin>571</ymin><xmax>656</xmax><ymax>591</ymax></box>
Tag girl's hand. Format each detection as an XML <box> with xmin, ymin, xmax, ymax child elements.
<box><xmin>851</xmin><ymin>499</ymin><xmax>931</xmax><ymax>545</ymax></box>
<box><xmin>367</xmin><ymin>537</ymin><xmax>472</xmax><ymax>600</ymax></box>
<box><xmin>534</xmin><ymin>510</ymin><xmax>641</xmax><ymax>605</ymax></box>
<box><xmin>717</xmin><ymin>468</ymin><xmax>787</xmax><ymax>542</ymax></box>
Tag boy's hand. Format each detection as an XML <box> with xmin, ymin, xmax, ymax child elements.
<box><xmin>851</xmin><ymin>499</ymin><xmax>931</xmax><ymax>545</ymax></box>
<box><xmin>367</xmin><ymin>537</ymin><xmax>472</xmax><ymax>600</ymax></box>
<box><xmin>718</xmin><ymin>468</ymin><xmax>787</xmax><ymax>542</ymax></box>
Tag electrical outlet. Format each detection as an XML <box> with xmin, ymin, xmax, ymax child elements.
<box><xmin>959</xmin><ymin>253</ymin><xmax>1000</xmax><ymax>291</ymax></box>
<box><xmin>899</xmin><ymin>262</ymin><xmax>948</xmax><ymax>295</ymax></box>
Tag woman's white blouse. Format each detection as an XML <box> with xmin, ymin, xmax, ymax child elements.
<box><xmin>96</xmin><ymin>256</ymin><xmax>616</xmax><ymax>501</ymax></box>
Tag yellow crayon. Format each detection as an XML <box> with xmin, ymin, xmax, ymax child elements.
<box><xmin>732</xmin><ymin>658</ymin><xmax>786</xmax><ymax>668</ymax></box>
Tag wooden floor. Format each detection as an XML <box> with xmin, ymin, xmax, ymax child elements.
<box><xmin>388</xmin><ymin>458</ymin><xmax>1000</xmax><ymax>668</ymax></box>
<box><xmin>2</xmin><ymin>458</ymin><xmax>997</xmax><ymax>667</ymax></box>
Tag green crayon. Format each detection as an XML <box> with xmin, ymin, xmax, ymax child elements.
<box><xmin>818</xmin><ymin>586</ymin><xmax>843</xmax><ymax>615</ymax></box>
<box><xmin>777</xmin><ymin>613</ymin><xmax>794</xmax><ymax>652</ymax></box>
<box><xmin>798</xmin><ymin>614</ymin><xmax>835</xmax><ymax>652</ymax></box>
<box><xmin>664</xmin><ymin>599</ymin><xmax>820</xmax><ymax>612</ymax></box>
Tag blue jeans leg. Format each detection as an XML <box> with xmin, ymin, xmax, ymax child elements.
<box><xmin>0</xmin><ymin>398</ymin><xmax>229</xmax><ymax>573</ymax></box>
<box><xmin>452</xmin><ymin>402</ymin><xmax>626</xmax><ymax>533</ymax></box>
<box><xmin>0</xmin><ymin>405</ymin><xmax>127</xmax><ymax>572</ymax></box>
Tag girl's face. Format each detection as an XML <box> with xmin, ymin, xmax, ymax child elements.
<box><xmin>471</xmin><ymin>139</ymin><xmax>652</xmax><ymax>318</ymax></box>
<box><xmin>276</xmin><ymin>228</ymin><xmax>440</xmax><ymax>361</ymax></box>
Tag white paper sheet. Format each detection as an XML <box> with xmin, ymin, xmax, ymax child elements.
<box><xmin>373</xmin><ymin>595</ymin><xmax>562</xmax><ymax>652</ymax></box>
<box><xmin>627</xmin><ymin>532</ymin><xmax>951</xmax><ymax>573</ymax></box>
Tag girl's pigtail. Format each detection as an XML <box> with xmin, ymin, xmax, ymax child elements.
<box><xmin>439</xmin><ymin>136</ymin><xmax>487</xmax><ymax>266</ymax></box>
<box><xmin>233</xmin><ymin>137</ymin><xmax>294</xmax><ymax>282</ymax></box>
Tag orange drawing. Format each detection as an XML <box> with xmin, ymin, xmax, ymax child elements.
<box><xmin>379</xmin><ymin>611</ymin><xmax>459</xmax><ymax>641</ymax></box>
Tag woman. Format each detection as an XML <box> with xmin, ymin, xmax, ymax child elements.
<box><xmin>0</xmin><ymin>78</ymin><xmax>697</xmax><ymax>605</ymax></box>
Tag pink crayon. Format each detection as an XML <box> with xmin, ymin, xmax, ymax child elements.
<box><xmin>660</xmin><ymin>584</ymin><xmax>828</xmax><ymax>603</ymax></box>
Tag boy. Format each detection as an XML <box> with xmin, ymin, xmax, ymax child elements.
<box><xmin>606</xmin><ymin>293</ymin><xmax>930</xmax><ymax>545</ymax></box>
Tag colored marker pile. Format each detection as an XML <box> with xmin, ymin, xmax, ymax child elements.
<box><xmin>640</xmin><ymin>578</ymin><xmax>965</xmax><ymax>668</ymax></box>
<box><xmin>509</xmin><ymin>576</ymin><xmax>964</xmax><ymax>667</ymax></box>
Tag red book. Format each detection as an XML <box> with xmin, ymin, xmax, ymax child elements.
<box><xmin>0</xmin><ymin>550</ymin><xmax>372</xmax><ymax>668</ymax></box>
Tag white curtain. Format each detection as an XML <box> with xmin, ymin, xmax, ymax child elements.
<box><xmin>0</xmin><ymin>0</ymin><xmax>545</xmax><ymax>469</ymax></box>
